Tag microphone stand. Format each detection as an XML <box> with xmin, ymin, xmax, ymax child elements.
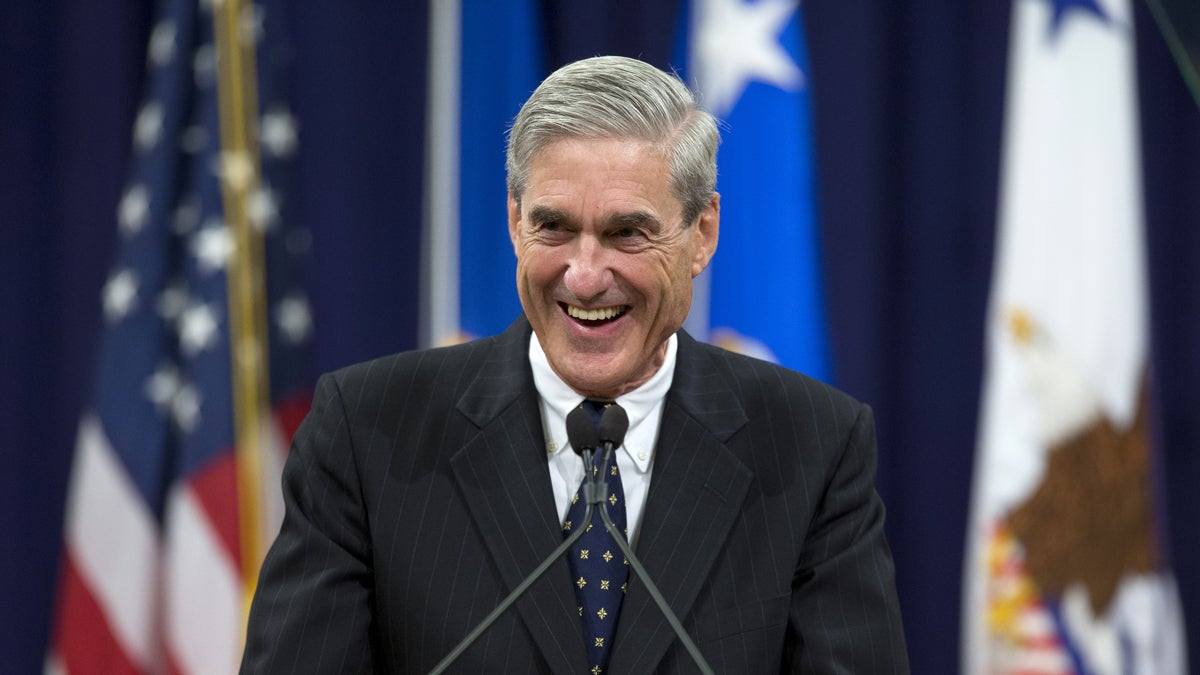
<box><xmin>595</xmin><ymin>443</ymin><xmax>715</xmax><ymax>675</ymax></box>
<box><xmin>429</xmin><ymin>405</ymin><xmax>714</xmax><ymax>675</ymax></box>
<box><xmin>426</xmin><ymin>450</ymin><xmax>597</xmax><ymax>675</ymax></box>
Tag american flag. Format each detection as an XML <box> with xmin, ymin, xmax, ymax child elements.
<box><xmin>46</xmin><ymin>0</ymin><xmax>311</xmax><ymax>672</ymax></box>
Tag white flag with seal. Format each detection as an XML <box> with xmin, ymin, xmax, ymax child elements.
<box><xmin>963</xmin><ymin>0</ymin><xmax>1186</xmax><ymax>672</ymax></box>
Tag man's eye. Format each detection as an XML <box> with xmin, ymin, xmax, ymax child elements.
<box><xmin>614</xmin><ymin>227</ymin><xmax>641</xmax><ymax>239</ymax></box>
<box><xmin>538</xmin><ymin>221</ymin><xmax>562</xmax><ymax>232</ymax></box>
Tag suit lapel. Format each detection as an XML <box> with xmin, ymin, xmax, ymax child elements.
<box><xmin>610</xmin><ymin>331</ymin><xmax>754</xmax><ymax>674</ymax></box>
<box><xmin>448</xmin><ymin>319</ymin><xmax>588</xmax><ymax>673</ymax></box>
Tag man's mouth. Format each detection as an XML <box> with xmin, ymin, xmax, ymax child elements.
<box><xmin>564</xmin><ymin>303</ymin><xmax>628</xmax><ymax>324</ymax></box>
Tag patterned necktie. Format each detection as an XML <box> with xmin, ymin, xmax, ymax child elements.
<box><xmin>564</xmin><ymin>400</ymin><xmax>629</xmax><ymax>675</ymax></box>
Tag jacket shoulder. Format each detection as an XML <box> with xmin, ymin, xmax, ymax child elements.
<box><xmin>312</xmin><ymin>335</ymin><xmax>503</xmax><ymax>417</ymax></box>
<box><xmin>689</xmin><ymin>339</ymin><xmax>867</xmax><ymax>428</ymax></box>
<box><xmin>696</xmin><ymin>341</ymin><xmax>864</xmax><ymax>410</ymax></box>
<box><xmin>333</xmin><ymin>336</ymin><xmax>496</xmax><ymax>385</ymax></box>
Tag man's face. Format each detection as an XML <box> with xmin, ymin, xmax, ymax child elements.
<box><xmin>509</xmin><ymin>137</ymin><xmax>719</xmax><ymax>398</ymax></box>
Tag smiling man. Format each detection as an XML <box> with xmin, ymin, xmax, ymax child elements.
<box><xmin>509</xmin><ymin>134</ymin><xmax>718</xmax><ymax>399</ymax></box>
<box><xmin>243</xmin><ymin>56</ymin><xmax>908</xmax><ymax>674</ymax></box>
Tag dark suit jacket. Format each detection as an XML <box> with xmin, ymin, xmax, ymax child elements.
<box><xmin>242</xmin><ymin>317</ymin><xmax>908</xmax><ymax>673</ymax></box>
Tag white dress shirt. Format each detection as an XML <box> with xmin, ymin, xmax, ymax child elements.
<box><xmin>528</xmin><ymin>332</ymin><xmax>676</xmax><ymax>546</ymax></box>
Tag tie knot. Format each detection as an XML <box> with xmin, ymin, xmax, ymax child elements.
<box><xmin>581</xmin><ymin>399</ymin><xmax>612</xmax><ymax>429</ymax></box>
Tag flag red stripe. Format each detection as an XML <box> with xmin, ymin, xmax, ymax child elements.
<box><xmin>273</xmin><ymin>390</ymin><xmax>311</xmax><ymax>450</ymax></box>
<box><xmin>53</xmin><ymin>552</ymin><xmax>144</xmax><ymax>675</ymax></box>
<box><xmin>185</xmin><ymin>393</ymin><xmax>310</xmax><ymax>590</ymax></box>
<box><xmin>166</xmin><ymin>647</ymin><xmax>188</xmax><ymax>675</ymax></box>
<box><xmin>187</xmin><ymin>448</ymin><xmax>241</xmax><ymax>573</ymax></box>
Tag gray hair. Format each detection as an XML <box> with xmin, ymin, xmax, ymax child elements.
<box><xmin>506</xmin><ymin>55</ymin><xmax>720</xmax><ymax>227</ymax></box>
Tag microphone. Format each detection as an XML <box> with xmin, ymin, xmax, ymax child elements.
<box><xmin>591</xmin><ymin>403</ymin><xmax>715</xmax><ymax>675</ymax></box>
<box><xmin>427</xmin><ymin>406</ymin><xmax>598</xmax><ymax>675</ymax></box>
<box><xmin>567</xmin><ymin>403</ymin><xmax>599</xmax><ymax>463</ymax></box>
<box><xmin>567</xmin><ymin>405</ymin><xmax>610</xmax><ymax>507</ymax></box>
<box><xmin>597</xmin><ymin>404</ymin><xmax>628</xmax><ymax>458</ymax></box>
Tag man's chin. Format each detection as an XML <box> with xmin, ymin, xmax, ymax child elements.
<box><xmin>550</xmin><ymin>354</ymin><xmax>634</xmax><ymax>398</ymax></box>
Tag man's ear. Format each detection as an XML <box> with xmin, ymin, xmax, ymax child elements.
<box><xmin>507</xmin><ymin>193</ymin><xmax>521</xmax><ymax>255</ymax></box>
<box><xmin>691</xmin><ymin>192</ymin><xmax>720</xmax><ymax>278</ymax></box>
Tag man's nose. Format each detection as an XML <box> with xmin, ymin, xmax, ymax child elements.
<box><xmin>563</xmin><ymin>234</ymin><xmax>613</xmax><ymax>301</ymax></box>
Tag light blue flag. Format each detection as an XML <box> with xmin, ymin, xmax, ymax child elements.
<box><xmin>423</xmin><ymin>0</ymin><xmax>542</xmax><ymax>345</ymax></box>
<box><xmin>458</xmin><ymin>0</ymin><xmax>543</xmax><ymax>339</ymax></box>
<box><xmin>678</xmin><ymin>0</ymin><xmax>831</xmax><ymax>380</ymax></box>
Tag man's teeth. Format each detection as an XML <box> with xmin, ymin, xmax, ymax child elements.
<box><xmin>567</xmin><ymin>305</ymin><xmax>625</xmax><ymax>321</ymax></box>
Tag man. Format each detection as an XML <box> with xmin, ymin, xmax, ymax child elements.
<box><xmin>242</xmin><ymin>56</ymin><xmax>908</xmax><ymax>673</ymax></box>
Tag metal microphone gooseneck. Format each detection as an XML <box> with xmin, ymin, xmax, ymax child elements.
<box><xmin>426</xmin><ymin>407</ymin><xmax>599</xmax><ymax>675</ymax></box>
<box><xmin>593</xmin><ymin>405</ymin><xmax>714</xmax><ymax>675</ymax></box>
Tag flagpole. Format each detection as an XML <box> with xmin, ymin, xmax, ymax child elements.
<box><xmin>420</xmin><ymin>0</ymin><xmax>462</xmax><ymax>348</ymax></box>
<box><xmin>1142</xmin><ymin>0</ymin><xmax>1200</xmax><ymax>106</ymax></box>
<box><xmin>213</xmin><ymin>0</ymin><xmax>270</xmax><ymax>625</ymax></box>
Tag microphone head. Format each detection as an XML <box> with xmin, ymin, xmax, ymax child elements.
<box><xmin>566</xmin><ymin>405</ymin><xmax>599</xmax><ymax>457</ymax></box>
<box><xmin>598</xmin><ymin>403</ymin><xmax>629</xmax><ymax>448</ymax></box>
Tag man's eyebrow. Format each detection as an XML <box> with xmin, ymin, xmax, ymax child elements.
<box><xmin>603</xmin><ymin>211</ymin><xmax>663</xmax><ymax>232</ymax></box>
<box><xmin>526</xmin><ymin>205</ymin><xmax>576</xmax><ymax>227</ymax></box>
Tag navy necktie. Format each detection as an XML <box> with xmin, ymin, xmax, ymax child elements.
<box><xmin>564</xmin><ymin>400</ymin><xmax>629</xmax><ymax>674</ymax></box>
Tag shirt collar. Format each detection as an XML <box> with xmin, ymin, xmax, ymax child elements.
<box><xmin>529</xmin><ymin>331</ymin><xmax>676</xmax><ymax>474</ymax></box>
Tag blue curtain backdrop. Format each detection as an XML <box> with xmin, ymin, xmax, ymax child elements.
<box><xmin>2</xmin><ymin>2</ymin><xmax>1197</xmax><ymax>673</ymax></box>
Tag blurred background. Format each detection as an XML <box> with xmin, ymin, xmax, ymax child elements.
<box><xmin>2</xmin><ymin>0</ymin><xmax>1198</xmax><ymax>673</ymax></box>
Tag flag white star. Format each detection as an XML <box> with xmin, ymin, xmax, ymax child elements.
<box><xmin>102</xmin><ymin>268</ymin><xmax>139</xmax><ymax>322</ymax></box>
<box><xmin>274</xmin><ymin>294</ymin><xmax>313</xmax><ymax>344</ymax></box>
<box><xmin>143</xmin><ymin>363</ymin><xmax>202</xmax><ymax>432</ymax></box>
<box><xmin>179</xmin><ymin>302</ymin><xmax>220</xmax><ymax>356</ymax></box>
<box><xmin>691</xmin><ymin>0</ymin><xmax>805</xmax><ymax>117</ymax></box>
<box><xmin>155</xmin><ymin>281</ymin><xmax>189</xmax><ymax>322</ymax></box>
<box><xmin>118</xmin><ymin>184</ymin><xmax>150</xmax><ymax>235</ymax></box>
<box><xmin>191</xmin><ymin>219</ymin><xmax>236</xmax><ymax>273</ymax></box>
<box><xmin>147</xmin><ymin>19</ymin><xmax>177</xmax><ymax>66</ymax></box>
<box><xmin>172</xmin><ymin>195</ymin><xmax>200</xmax><ymax>234</ymax></box>
<box><xmin>133</xmin><ymin>101</ymin><xmax>164</xmax><ymax>151</ymax></box>
<box><xmin>248</xmin><ymin>185</ymin><xmax>280</xmax><ymax>232</ymax></box>
<box><xmin>193</xmin><ymin>44</ymin><xmax>217</xmax><ymax>88</ymax></box>
<box><xmin>144</xmin><ymin>363</ymin><xmax>182</xmax><ymax>413</ymax></box>
<box><xmin>260</xmin><ymin>106</ymin><xmax>298</xmax><ymax>158</ymax></box>
<box><xmin>172</xmin><ymin>383</ymin><xmax>202</xmax><ymax>433</ymax></box>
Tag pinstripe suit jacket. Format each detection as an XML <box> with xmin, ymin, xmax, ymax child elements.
<box><xmin>241</xmin><ymin>317</ymin><xmax>908</xmax><ymax>673</ymax></box>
